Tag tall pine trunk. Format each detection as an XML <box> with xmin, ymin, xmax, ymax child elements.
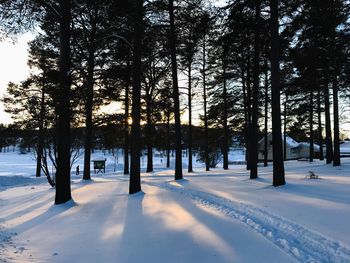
<box><xmin>246</xmin><ymin>55</ymin><xmax>252</xmax><ymax>170</ymax></box>
<box><xmin>333</xmin><ymin>76</ymin><xmax>341</xmax><ymax>166</ymax></box>
<box><xmin>222</xmin><ymin>61</ymin><xmax>229</xmax><ymax>170</ymax></box>
<box><xmin>324</xmin><ymin>83</ymin><xmax>333</xmax><ymax>163</ymax></box>
<box><xmin>309</xmin><ymin>90</ymin><xmax>314</xmax><ymax>162</ymax></box>
<box><xmin>55</xmin><ymin>0</ymin><xmax>72</xmax><ymax>204</ymax></box>
<box><xmin>264</xmin><ymin>57</ymin><xmax>268</xmax><ymax>166</ymax></box>
<box><xmin>169</xmin><ymin>0</ymin><xmax>182</xmax><ymax>180</ymax></box>
<box><xmin>250</xmin><ymin>0</ymin><xmax>261</xmax><ymax>179</ymax></box>
<box><xmin>270</xmin><ymin>0</ymin><xmax>285</xmax><ymax>186</ymax></box>
<box><xmin>317</xmin><ymin>89</ymin><xmax>324</xmax><ymax>160</ymax></box>
<box><xmin>283</xmin><ymin>95</ymin><xmax>287</xmax><ymax>161</ymax></box>
<box><xmin>129</xmin><ymin>0</ymin><xmax>143</xmax><ymax>194</ymax></box>
<box><xmin>36</xmin><ymin>85</ymin><xmax>45</xmax><ymax>178</ymax></box>
<box><xmin>124</xmin><ymin>81</ymin><xmax>129</xmax><ymax>175</ymax></box>
<box><xmin>146</xmin><ymin>98</ymin><xmax>153</xmax><ymax>172</ymax></box>
<box><xmin>188</xmin><ymin>60</ymin><xmax>193</xmax><ymax>173</ymax></box>
<box><xmin>166</xmin><ymin>112</ymin><xmax>171</xmax><ymax>168</ymax></box>
<box><xmin>202</xmin><ymin>37</ymin><xmax>209</xmax><ymax>171</ymax></box>
<box><xmin>83</xmin><ymin>44</ymin><xmax>96</xmax><ymax>180</ymax></box>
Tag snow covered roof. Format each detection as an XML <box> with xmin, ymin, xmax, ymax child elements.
<box><xmin>297</xmin><ymin>142</ymin><xmax>320</xmax><ymax>151</ymax></box>
<box><xmin>283</xmin><ymin>134</ymin><xmax>299</xmax><ymax>147</ymax></box>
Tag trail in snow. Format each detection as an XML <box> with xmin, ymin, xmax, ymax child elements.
<box><xmin>145</xmin><ymin>180</ymin><xmax>350</xmax><ymax>263</ymax></box>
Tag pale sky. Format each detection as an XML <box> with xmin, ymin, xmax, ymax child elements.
<box><xmin>0</xmin><ymin>33</ymin><xmax>34</xmax><ymax>124</ymax></box>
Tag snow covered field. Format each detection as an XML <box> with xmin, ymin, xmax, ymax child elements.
<box><xmin>1</xmin><ymin>151</ymin><xmax>350</xmax><ymax>263</ymax></box>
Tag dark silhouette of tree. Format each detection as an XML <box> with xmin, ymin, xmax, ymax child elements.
<box><xmin>270</xmin><ymin>0</ymin><xmax>285</xmax><ymax>186</ymax></box>
<box><xmin>129</xmin><ymin>0</ymin><xmax>144</xmax><ymax>194</ymax></box>
<box><xmin>55</xmin><ymin>0</ymin><xmax>72</xmax><ymax>204</ymax></box>
<box><xmin>168</xmin><ymin>0</ymin><xmax>182</xmax><ymax>180</ymax></box>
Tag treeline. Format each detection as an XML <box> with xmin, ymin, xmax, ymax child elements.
<box><xmin>0</xmin><ymin>0</ymin><xmax>349</xmax><ymax>203</ymax></box>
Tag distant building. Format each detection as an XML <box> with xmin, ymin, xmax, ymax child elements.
<box><xmin>258</xmin><ymin>133</ymin><xmax>320</xmax><ymax>161</ymax></box>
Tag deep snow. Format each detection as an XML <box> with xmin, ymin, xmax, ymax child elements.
<box><xmin>0</xmin><ymin>151</ymin><xmax>350</xmax><ymax>263</ymax></box>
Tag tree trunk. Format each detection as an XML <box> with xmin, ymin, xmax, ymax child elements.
<box><xmin>188</xmin><ymin>59</ymin><xmax>193</xmax><ymax>172</ymax></box>
<box><xmin>129</xmin><ymin>0</ymin><xmax>143</xmax><ymax>194</ymax></box>
<box><xmin>270</xmin><ymin>0</ymin><xmax>285</xmax><ymax>186</ymax></box>
<box><xmin>333</xmin><ymin>76</ymin><xmax>341</xmax><ymax>166</ymax></box>
<box><xmin>55</xmin><ymin>0</ymin><xmax>72</xmax><ymax>204</ymax></box>
<box><xmin>146</xmin><ymin>98</ymin><xmax>153</xmax><ymax>172</ymax></box>
<box><xmin>324</xmin><ymin>83</ymin><xmax>333</xmax><ymax>163</ymax></box>
<box><xmin>203</xmin><ymin>37</ymin><xmax>209</xmax><ymax>171</ymax></box>
<box><xmin>166</xmin><ymin>112</ymin><xmax>170</xmax><ymax>168</ymax></box>
<box><xmin>309</xmin><ymin>90</ymin><xmax>314</xmax><ymax>162</ymax></box>
<box><xmin>124</xmin><ymin>80</ymin><xmax>130</xmax><ymax>175</ymax></box>
<box><xmin>36</xmin><ymin>85</ymin><xmax>45</xmax><ymax>178</ymax></box>
<box><xmin>264</xmin><ymin>57</ymin><xmax>268</xmax><ymax>166</ymax></box>
<box><xmin>222</xmin><ymin>61</ymin><xmax>229</xmax><ymax>170</ymax></box>
<box><xmin>169</xmin><ymin>0</ymin><xmax>182</xmax><ymax>180</ymax></box>
<box><xmin>83</xmin><ymin>42</ymin><xmax>96</xmax><ymax>180</ymax></box>
<box><xmin>241</xmin><ymin>57</ymin><xmax>250</xmax><ymax>169</ymax></box>
<box><xmin>250</xmin><ymin>0</ymin><xmax>261</xmax><ymax>179</ymax></box>
<box><xmin>246</xmin><ymin>56</ymin><xmax>252</xmax><ymax>170</ymax></box>
<box><xmin>317</xmin><ymin>89</ymin><xmax>324</xmax><ymax>160</ymax></box>
<box><xmin>283</xmin><ymin>95</ymin><xmax>287</xmax><ymax>161</ymax></box>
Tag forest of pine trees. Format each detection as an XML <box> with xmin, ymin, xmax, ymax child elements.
<box><xmin>0</xmin><ymin>0</ymin><xmax>349</xmax><ymax>203</ymax></box>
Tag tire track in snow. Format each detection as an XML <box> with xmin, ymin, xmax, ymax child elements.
<box><xmin>145</xmin><ymin>181</ymin><xmax>350</xmax><ymax>263</ymax></box>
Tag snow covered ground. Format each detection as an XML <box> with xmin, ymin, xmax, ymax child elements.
<box><xmin>0</xmin><ymin>151</ymin><xmax>350</xmax><ymax>263</ymax></box>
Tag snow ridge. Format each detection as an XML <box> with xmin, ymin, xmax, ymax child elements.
<box><xmin>147</xmin><ymin>181</ymin><xmax>350</xmax><ymax>263</ymax></box>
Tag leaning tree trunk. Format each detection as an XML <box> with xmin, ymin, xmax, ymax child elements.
<box><xmin>169</xmin><ymin>0</ymin><xmax>182</xmax><ymax>180</ymax></box>
<box><xmin>250</xmin><ymin>0</ymin><xmax>261</xmax><ymax>179</ymax></box>
<box><xmin>333</xmin><ymin>76</ymin><xmax>341</xmax><ymax>166</ymax></box>
<box><xmin>55</xmin><ymin>0</ymin><xmax>72</xmax><ymax>204</ymax></box>
<box><xmin>270</xmin><ymin>0</ymin><xmax>285</xmax><ymax>186</ymax></box>
<box><xmin>188</xmin><ymin>59</ymin><xmax>193</xmax><ymax>173</ymax></box>
<box><xmin>324</xmin><ymin>83</ymin><xmax>333</xmax><ymax>163</ymax></box>
<box><xmin>129</xmin><ymin>0</ymin><xmax>143</xmax><ymax>194</ymax></box>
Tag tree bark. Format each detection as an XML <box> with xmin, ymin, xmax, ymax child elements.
<box><xmin>270</xmin><ymin>0</ymin><xmax>285</xmax><ymax>186</ymax></box>
<box><xmin>333</xmin><ymin>76</ymin><xmax>341</xmax><ymax>166</ymax></box>
<box><xmin>309</xmin><ymin>89</ymin><xmax>314</xmax><ymax>162</ymax></box>
<box><xmin>283</xmin><ymin>95</ymin><xmax>287</xmax><ymax>161</ymax></box>
<box><xmin>246</xmin><ymin>55</ymin><xmax>252</xmax><ymax>170</ymax></box>
<box><xmin>203</xmin><ymin>37</ymin><xmax>209</xmax><ymax>171</ymax></box>
<box><xmin>169</xmin><ymin>0</ymin><xmax>182</xmax><ymax>180</ymax></box>
<box><xmin>317</xmin><ymin>89</ymin><xmax>324</xmax><ymax>160</ymax></box>
<box><xmin>124</xmin><ymin>79</ymin><xmax>130</xmax><ymax>175</ymax></box>
<box><xmin>166</xmin><ymin>112</ymin><xmax>170</xmax><ymax>168</ymax></box>
<box><xmin>324</xmin><ymin>83</ymin><xmax>333</xmax><ymax>163</ymax></box>
<box><xmin>36</xmin><ymin>84</ymin><xmax>45</xmax><ymax>178</ymax></box>
<box><xmin>264</xmin><ymin>57</ymin><xmax>268</xmax><ymax>166</ymax></box>
<box><xmin>83</xmin><ymin>40</ymin><xmax>96</xmax><ymax>180</ymax></box>
<box><xmin>55</xmin><ymin>0</ymin><xmax>72</xmax><ymax>204</ymax></box>
<box><xmin>129</xmin><ymin>0</ymin><xmax>143</xmax><ymax>194</ymax></box>
<box><xmin>222</xmin><ymin>60</ymin><xmax>229</xmax><ymax>170</ymax></box>
<box><xmin>146</xmin><ymin>97</ymin><xmax>153</xmax><ymax>172</ymax></box>
<box><xmin>188</xmin><ymin>59</ymin><xmax>193</xmax><ymax>173</ymax></box>
<box><xmin>250</xmin><ymin>0</ymin><xmax>261</xmax><ymax>179</ymax></box>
